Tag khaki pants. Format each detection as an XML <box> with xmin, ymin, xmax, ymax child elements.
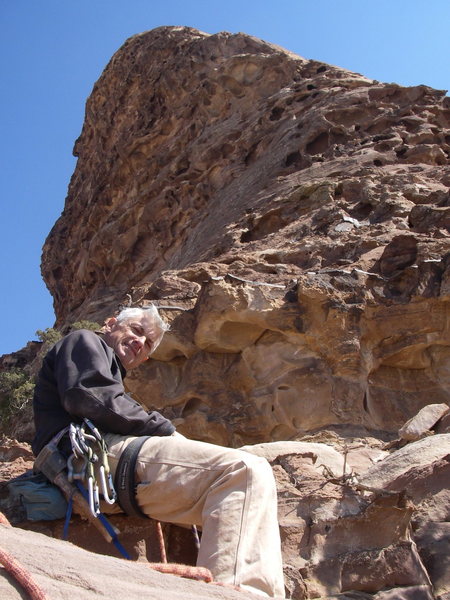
<box><xmin>104</xmin><ymin>433</ymin><xmax>285</xmax><ymax>598</ymax></box>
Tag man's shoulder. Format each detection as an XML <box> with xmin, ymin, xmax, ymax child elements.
<box><xmin>63</xmin><ymin>328</ymin><xmax>99</xmax><ymax>341</ymax></box>
<box><xmin>55</xmin><ymin>329</ymin><xmax>106</xmax><ymax>352</ymax></box>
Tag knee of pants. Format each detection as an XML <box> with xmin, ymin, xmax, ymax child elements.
<box><xmin>239</xmin><ymin>453</ymin><xmax>277</xmax><ymax>495</ymax></box>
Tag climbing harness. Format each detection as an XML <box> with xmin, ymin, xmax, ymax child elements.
<box><xmin>113</xmin><ymin>436</ymin><xmax>201</xmax><ymax>556</ymax></box>
<box><xmin>114</xmin><ymin>435</ymin><xmax>151</xmax><ymax>518</ymax></box>
<box><xmin>33</xmin><ymin>422</ymin><xmax>169</xmax><ymax>561</ymax></box>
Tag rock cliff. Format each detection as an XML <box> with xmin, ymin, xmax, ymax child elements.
<box><xmin>1</xmin><ymin>26</ymin><xmax>450</xmax><ymax>600</ymax></box>
<box><xmin>42</xmin><ymin>25</ymin><xmax>450</xmax><ymax>445</ymax></box>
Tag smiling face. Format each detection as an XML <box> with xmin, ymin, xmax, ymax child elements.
<box><xmin>102</xmin><ymin>315</ymin><xmax>161</xmax><ymax>370</ymax></box>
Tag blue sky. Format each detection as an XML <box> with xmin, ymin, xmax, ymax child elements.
<box><xmin>1</xmin><ymin>0</ymin><xmax>449</xmax><ymax>356</ymax></box>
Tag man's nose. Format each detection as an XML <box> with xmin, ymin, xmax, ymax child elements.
<box><xmin>131</xmin><ymin>336</ymin><xmax>145</xmax><ymax>350</ymax></box>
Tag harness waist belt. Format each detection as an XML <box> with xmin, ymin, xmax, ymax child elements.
<box><xmin>114</xmin><ymin>436</ymin><xmax>151</xmax><ymax>519</ymax></box>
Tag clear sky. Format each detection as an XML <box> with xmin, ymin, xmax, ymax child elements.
<box><xmin>1</xmin><ymin>0</ymin><xmax>449</xmax><ymax>356</ymax></box>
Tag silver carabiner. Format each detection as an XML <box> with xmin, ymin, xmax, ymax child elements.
<box><xmin>69</xmin><ymin>424</ymin><xmax>85</xmax><ymax>457</ymax></box>
<box><xmin>99</xmin><ymin>465</ymin><xmax>117</xmax><ymax>504</ymax></box>
<box><xmin>87</xmin><ymin>476</ymin><xmax>101</xmax><ymax>517</ymax></box>
<box><xmin>84</xmin><ymin>418</ymin><xmax>102</xmax><ymax>442</ymax></box>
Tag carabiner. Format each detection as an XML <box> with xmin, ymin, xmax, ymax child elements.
<box><xmin>99</xmin><ymin>465</ymin><xmax>117</xmax><ymax>504</ymax></box>
<box><xmin>84</xmin><ymin>418</ymin><xmax>102</xmax><ymax>442</ymax></box>
<box><xmin>69</xmin><ymin>424</ymin><xmax>85</xmax><ymax>457</ymax></box>
<box><xmin>87</xmin><ymin>476</ymin><xmax>100</xmax><ymax>517</ymax></box>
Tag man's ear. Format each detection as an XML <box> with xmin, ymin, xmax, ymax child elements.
<box><xmin>103</xmin><ymin>317</ymin><xmax>117</xmax><ymax>331</ymax></box>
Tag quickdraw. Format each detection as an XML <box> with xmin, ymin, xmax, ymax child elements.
<box><xmin>68</xmin><ymin>419</ymin><xmax>117</xmax><ymax>517</ymax></box>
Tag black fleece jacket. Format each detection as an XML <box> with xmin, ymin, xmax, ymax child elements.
<box><xmin>32</xmin><ymin>329</ymin><xmax>174</xmax><ymax>456</ymax></box>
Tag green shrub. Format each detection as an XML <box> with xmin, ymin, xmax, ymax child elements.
<box><xmin>0</xmin><ymin>368</ymin><xmax>35</xmax><ymax>419</ymax></box>
<box><xmin>36</xmin><ymin>327</ymin><xmax>62</xmax><ymax>346</ymax></box>
<box><xmin>70</xmin><ymin>320</ymin><xmax>100</xmax><ymax>332</ymax></box>
<box><xmin>34</xmin><ymin>327</ymin><xmax>63</xmax><ymax>363</ymax></box>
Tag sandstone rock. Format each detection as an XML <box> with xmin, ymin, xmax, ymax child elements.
<box><xmin>35</xmin><ymin>26</ymin><xmax>450</xmax><ymax>445</ymax></box>
<box><xmin>320</xmin><ymin>589</ymin><xmax>435</xmax><ymax>600</ymax></box>
<box><xmin>0</xmin><ymin>523</ymin><xmax>248</xmax><ymax>600</ymax></box>
<box><xmin>435</xmin><ymin>410</ymin><xmax>450</xmax><ymax>434</ymax></box>
<box><xmin>398</xmin><ymin>403</ymin><xmax>450</xmax><ymax>440</ymax></box>
<box><xmin>358</xmin><ymin>433</ymin><xmax>450</xmax><ymax>492</ymax></box>
<box><xmin>240</xmin><ymin>441</ymin><xmax>433</xmax><ymax>599</ymax></box>
<box><xmin>373</xmin><ymin>586</ymin><xmax>435</xmax><ymax>600</ymax></box>
<box><xmin>0</xmin><ymin>439</ymin><xmax>35</xmax><ymax>521</ymax></box>
<box><xmin>414</xmin><ymin>522</ymin><xmax>450</xmax><ymax>600</ymax></box>
<box><xmin>357</xmin><ymin>434</ymin><xmax>450</xmax><ymax>598</ymax></box>
<box><xmin>240</xmin><ymin>440</ymin><xmax>351</xmax><ymax>478</ymax></box>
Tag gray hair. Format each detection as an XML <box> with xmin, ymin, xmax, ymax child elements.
<box><xmin>116</xmin><ymin>305</ymin><xmax>170</xmax><ymax>353</ymax></box>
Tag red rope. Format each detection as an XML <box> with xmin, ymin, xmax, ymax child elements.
<box><xmin>0</xmin><ymin>512</ymin><xmax>11</xmax><ymax>526</ymax></box>
<box><xmin>148</xmin><ymin>562</ymin><xmax>213</xmax><ymax>582</ymax></box>
<box><xmin>150</xmin><ymin>521</ymin><xmax>216</xmax><ymax>584</ymax></box>
<box><xmin>155</xmin><ymin>520</ymin><xmax>167</xmax><ymax>563</ymax></box>
<box><xmin>0</xmin><ymin>548</ymin><xmax>48</xmax><ymax>600</ymax></box>
<box><xmin>0</xmin><ymin>511</ymin><xmax>49</xmax><ymax>599</ymax></box>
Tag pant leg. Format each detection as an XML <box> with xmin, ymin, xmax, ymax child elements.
<box><xmin>105</xmin><ymin>433</ymin><xmax>285</xmax><ymax>598</ymax></box>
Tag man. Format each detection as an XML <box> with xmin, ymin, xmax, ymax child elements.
<box><xmin>32</xmin><ymin>306</ymin><xmax>285</xmax><ymax>598</ymax></box>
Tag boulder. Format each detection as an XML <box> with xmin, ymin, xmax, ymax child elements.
<box><xmin>399</xmin><ymin>403</ymin><xmax>450</xmax><ymax>440</ymax></box>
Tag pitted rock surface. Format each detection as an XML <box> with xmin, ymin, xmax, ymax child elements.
<box><xmin>40</xmin><ymin>26</ymin><xmax>450</xmax><ymax>445</ymax></box>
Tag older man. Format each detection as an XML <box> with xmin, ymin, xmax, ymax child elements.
<box><xmin>32</xmin><ymin>306</ymin><xmax>285</xmax><ymax>598</ymax></box>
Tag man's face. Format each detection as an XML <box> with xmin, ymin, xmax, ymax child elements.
<box><xmin>102</xmin><ymin>316</ymin><xmax>160</xmax><ymax>370</ymax></box>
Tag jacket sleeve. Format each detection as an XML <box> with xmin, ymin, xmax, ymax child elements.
<box><xmin>52</xmin><ymin>330</ymin><xmax>175</xmax><ymax>437</ymax></box>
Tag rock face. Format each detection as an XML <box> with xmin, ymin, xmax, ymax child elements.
<box><xmin>41</xmin><ymin>25</ymin><xmax>449</xmax><ymax>445</ymax></box>
<box><xmin>3</xmin><ymin>24</ymin><xmax>449</xmax><ymax>600</ymax></box>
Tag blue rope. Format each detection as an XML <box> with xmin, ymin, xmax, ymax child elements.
<box><xmin>62</xmin><ymin>496</ymin><xmax>73</xmax><ymax>540</ymax></box>
<box><xmin>67</xmin><ymin>481</ymin><xmax>132</xmax><ymax>560</ymax></box>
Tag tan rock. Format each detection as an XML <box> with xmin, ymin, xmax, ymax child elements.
<box><xmin>320</xmin><ymin>588</ymin><xmax>435</xmax><ymax>600</ymax></box>
<box><xmin>398</xmin><ymin>403</ymin><xmax>450</xmax><ymax>440</ymax></box>
<box><xmin>240</xmin><ymin>440</ymin><xmax>350</xmax><ymax>478</ymax></box>
<box><xmin>358</xmin><ymin>433</ymin><xmax>450</xmax><ymax>491</ymax></box>
<box><xmin>240</xmin><ymin>441</ymin><xmax>433</xmax><ymax>598</ymax></box>
<box><xmin>373</xmin><ymin>586</ymin><xmax>435</xmax><ymax>600</ymax></box>
<box><xmin>436</xmin><ymin>410</ymin><xmax>450</xmax><ymax>434</ymax></box>
<box><xmin>414</xmin><ymin>522</ymin><xmax>450</xmax><ymax>599</ymax></box>
<box><xmin>0</xmin><ymin>523</ymin><xmax>248</xmax><ymax>600</ymax></box>
<box><xmin>31</xmin><ymin>26</ymin><xmax>450</xmax><ymax>446</ymax></box>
